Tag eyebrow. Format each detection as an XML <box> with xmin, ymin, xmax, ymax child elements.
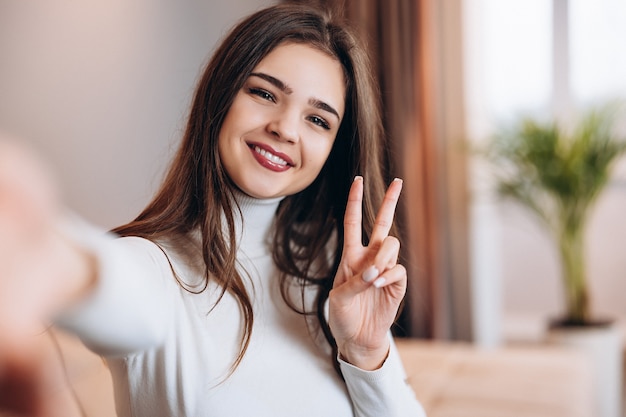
<box><xmin>308</xmin><ymin>98</ymin><xmax>340</xmax><ymax>121</ymax></box>
<box><xmin>249</xmin><ymin>72</ymin><xmax>341</xmax><ymax>121</ymax></box>
<box><xmin>250</xmin><ymin>72</ymin><xmax>292</xmax><ymax>94</ymax></box>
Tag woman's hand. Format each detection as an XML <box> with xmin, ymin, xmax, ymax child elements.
<box><xmin>0</xmin><ymin>139</ymin><xmax>58</xmax><ymax>338</ymax></box>
<box><xmin>0</xmin><ymin>138</ymin><xmax>96</xmax><ymax>348</ymax></box>
<box><xmin>0</xmin><ymin>138</ymin><xmax>95</xmax><ymax>416</ymax></box>
<box><xmin>329</xmin><ymin>176</ymin><xmax>406</xmax><ymax>370</ymax></box>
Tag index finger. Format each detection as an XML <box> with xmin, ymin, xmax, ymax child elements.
<box><xmin>343</xmin><ymin>176</ymin><xmax>363</xmax><ymax>250</ymax></box>
<box><xmin>370</xmin><ymin>178</ymin><xmax>403</xmax><ymax>244</ymax></box>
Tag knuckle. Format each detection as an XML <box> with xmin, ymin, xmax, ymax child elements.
<box><xmin>386</xmin><ymin>262</ymin><xmax>404</xmax><ymax>274</ymax></box>
<box><xmin>344</xmin><ymin>218</ymin><xmax>360</xmax><ymax>227</ymax></box>
<box><xmin>374</xmin><ymin>218</ymin><xmax>391</xmax><ymax>229</ymax></box>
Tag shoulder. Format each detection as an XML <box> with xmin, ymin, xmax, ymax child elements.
<box><xmin>114</xmin><ymin>232</ymin><xmax>205</xmax><ymax>288</ymax></box>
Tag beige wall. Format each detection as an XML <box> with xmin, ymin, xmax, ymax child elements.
<box><xmin>0</xmin><ymin>0</ymin><xmax>274</xmax><ymax>229</ymax></box>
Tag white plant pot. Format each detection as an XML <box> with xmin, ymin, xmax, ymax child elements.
<box><xmin>546</xmin><ymin>322</ymin><xmax>622</xmax><ymax>417</ymax></box>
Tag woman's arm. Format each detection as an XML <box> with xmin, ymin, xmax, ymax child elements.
<box><xmin>339</xmin><ymin>335</ymin><xmax>426</xmax><ymax>417</ymax></box>
<box><xmin>0</xmin><ymin>139</ymin><xmax>97</xmax><ymax>343</ymax></box>
<box><xmin>55</xmin><ymin>231</ymin><xmax>173</xmax><ymax>356</ymax></box>
<box><xmin>0</xmin><ymin>138</ymin><xmax>98</xmax><ymax>417</ymax></box>
<box><xmin>0</xmin><ymin>138</ymin><xmax>171</xmax><ymax>357</ymax></box>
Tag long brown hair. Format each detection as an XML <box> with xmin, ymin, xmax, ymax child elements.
<box><xmin>112</xmin><ymin>3</ymin><xmax>387</xmax><ymax>375</ymax></box>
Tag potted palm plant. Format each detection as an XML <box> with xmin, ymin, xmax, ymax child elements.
<box><xmin>483</xmin><ymin>103</ymin><xmax>626</xmax><ymax>417</ymax></box>
<box><xmin>485</xmin><ymin>105</ymin><xmax>626</xmax><ymax>326</ymax></box>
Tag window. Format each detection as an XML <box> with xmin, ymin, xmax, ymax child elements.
<box><xmin>465</xmin><ymin>0</ymin><xmax>626</xmax><ymax>345</ymax></box>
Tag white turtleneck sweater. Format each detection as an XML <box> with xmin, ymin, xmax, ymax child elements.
<box><xmin>59</xmin><ymin>195</ymin><xmax>426</xmax><ymax>417</ymax></box>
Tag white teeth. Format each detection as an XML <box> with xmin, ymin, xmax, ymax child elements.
<box><xmin>254</xmin><ymin>146</ymin><xmax>288</xmax><ymax>166</ymax></box>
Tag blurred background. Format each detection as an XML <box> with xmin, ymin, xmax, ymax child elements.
<box><xmin>466</xmin><ymin>0</ymin><xmax>626</xmax><ymax>347</ymax></box>
<box><xmin>1</xmin><ymin>0</ymin><xmax>625</xmax><ymax>416</ymax></box>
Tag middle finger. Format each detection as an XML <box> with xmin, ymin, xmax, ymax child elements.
<box><xmin>370</xmin><ymin>178</ymin><xmax>402</xmax><ymax>244</ymax></box>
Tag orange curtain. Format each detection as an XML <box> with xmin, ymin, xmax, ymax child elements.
<box><xmin>285</xmin><ymin>0</ymin><xmax>470</xmax><ymax>340</ymax></box>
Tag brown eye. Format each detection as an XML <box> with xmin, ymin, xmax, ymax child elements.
<box><xmin>248</xmin><ymin>87</ymin><xmax>275</xmax><ymax>103</ymax></box>
<box><xmin>308</xmin><ymin>115</ymin><xmax>330</xmax><ymax>130</ymax></box>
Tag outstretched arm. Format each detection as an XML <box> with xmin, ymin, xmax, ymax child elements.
<box><xmin>0</xmin><ymin>138</ymin><xmax>95</xmax><ymax>417</ymax></box>
<box><xmin>0</xmin><ymin>139</ymin><xmax>97</xmax><ymax>343</ymax></box>
<box><xmin>0</xmin><ymin>137</ymin><xmax>170</xmax><ymax>356</ymax></box>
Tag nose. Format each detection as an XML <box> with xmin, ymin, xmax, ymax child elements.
<box><xmin>266</xmin><ymin>109</ymin><xmax>300</xmax><ymax>144</ymax></box>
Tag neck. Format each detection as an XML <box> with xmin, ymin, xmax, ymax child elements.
<box><xmin>231</xmin><ymin>190</ymin><xmax>283</xmax><ymax>257</ymax></box>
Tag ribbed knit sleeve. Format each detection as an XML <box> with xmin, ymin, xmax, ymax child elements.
<box><xmin>55</xmin><ymin>224</ymin><xmax>174</xmax><ymax>357</ymax></box>
<box><xmin>339</xmin><ymin>336</ymin><xmax>427</xmax><ymax>417</ymax></box>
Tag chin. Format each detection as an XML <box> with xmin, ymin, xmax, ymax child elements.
<box><xmin>238</xmin><ymin>185</ymin><xmax>284</xmax><ymax>200</ymax></box>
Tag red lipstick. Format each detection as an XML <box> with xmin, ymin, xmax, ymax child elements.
<box><xmin>248</xmin><ymin>142</ymin><xmax>293</xmax><ymax>172</ymax></box>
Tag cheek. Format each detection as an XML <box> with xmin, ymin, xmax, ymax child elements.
<box><xmin>217</xmin><ymin>126</ymin><xmax>230</xmax><ymax>161</ymax></box>
<box><xmin>219</xmin><ymin>93</ymin><xmax>258</xmax><ymax>136</ymax></box>
<box><xmin>304</xmin><ymin>138</ymin><xmax>335</xmax><ymax>172</ymax></box>
<box><xmin>217</xmin><ymin>101</ymin><xmax>252</xmax><ymax>154</ymax></box>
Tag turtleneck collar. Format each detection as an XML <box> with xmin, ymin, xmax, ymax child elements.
<box><xmin>231</xmin><ymin>190</ymin><xmax>284</xmax><ymax>258</ymax></box>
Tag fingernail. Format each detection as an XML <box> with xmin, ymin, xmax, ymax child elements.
<box><xmin>393</xmin><ymin>178</ymin><xmax>403</xmax><ymax>184</ymax></box>
<box><xmin>354</xmin><ymin>175</ymin><xmax>363</xmax><ymax>182</ymax></box>
<box><xmin>362</xmin><ymin>266</ymin><xmax>379</xmax><ymax>282</ymax></box>
<box><xmin>373</xmin><ymin>277</ymin><xmax>387</xmax><ymax>288</ymax></box>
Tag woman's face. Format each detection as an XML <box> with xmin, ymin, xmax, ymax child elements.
<box><xmin>218</xmin><ymin>42</ymin><xmax>346</xmax><ymax>199</ymax></box>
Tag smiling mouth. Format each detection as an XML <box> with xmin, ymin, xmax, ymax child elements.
<box><xmin>253</xmin><ymin>145</ymin><xmax>289</xmax><ymax>166</ymax></box>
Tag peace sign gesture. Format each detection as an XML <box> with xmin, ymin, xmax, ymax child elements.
<box><xmin>329</xmin><ymin>176</ymin><xmax>407</xmax><ymax>371</ymax></box>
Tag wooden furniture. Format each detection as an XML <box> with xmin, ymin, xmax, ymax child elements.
<box><xmin>396</xmin><ymin>339</ymin><xmax>594</xmax><ymax>417</ymax></box>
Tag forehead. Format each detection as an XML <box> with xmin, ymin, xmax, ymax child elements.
<box><xmin>252</xmin><ymin>42</ymin><xmax>346</xmax><ymax>116</ymax></box>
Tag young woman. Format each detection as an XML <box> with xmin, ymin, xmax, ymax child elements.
<box><xmin>0</xmin><ymin>4</ymin><xmax>425</xmax><ymax>417</ymax></box>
